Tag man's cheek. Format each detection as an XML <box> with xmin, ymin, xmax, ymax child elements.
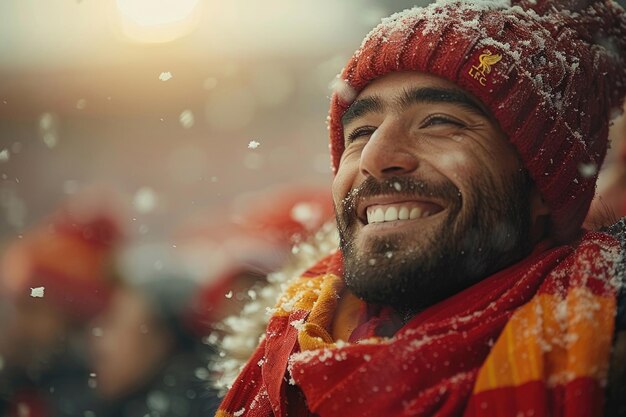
<box><xmin>434</xmin><ymin>152</ymin><xmax>472</xmax><ymax>182</ymax></box>
<box><xmin>331</xmin><ymin>175</ymin><xmax>349</xmax><ymax>209</ymax></box>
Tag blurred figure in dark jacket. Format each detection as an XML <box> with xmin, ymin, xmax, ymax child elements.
<box><xmin>175</xmin><ymin>184</ymin><xmax>334</xmax><ymax>324</ymax></box>
<box><xmin>0</xmin><ymin>192</ymin><xmax>125</xmax><ymax>417</ymax></box>
<box><xmin>174</xmin><ymin>184</ymin><xmax>335</xmax><ymax>392</ymax></box>
<box><xmin>90</xmin><ymin>246</ymin><xmax>220</xmax><ymax>417</ymax></box>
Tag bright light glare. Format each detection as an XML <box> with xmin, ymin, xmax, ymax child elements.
<box><xmin>116</xmin><ymin>0</ymin><xmax>201</xmax><ymax>43</ymax></box>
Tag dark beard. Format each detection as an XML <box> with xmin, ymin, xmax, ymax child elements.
<box><xmin>336</xmin><ymin>171</ymin><xmax>533</xmax><ymax>316</ymax></box>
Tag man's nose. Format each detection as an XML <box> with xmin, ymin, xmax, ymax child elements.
<box><xmin>359</xmin><ymin>124</ymin><xmax>419</xmax><ymax>179</ymax></box>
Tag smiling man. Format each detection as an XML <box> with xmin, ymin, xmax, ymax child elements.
<box><xmin>216</xmin><ymin>1</ymin><xmax>626</xmax><ymax>417</ymax></box>
<box><xmin>334</xmin><ymin>73</ymin><xmax>545</xmax><ymax>316</ymax></box>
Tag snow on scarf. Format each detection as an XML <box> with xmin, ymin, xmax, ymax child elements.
<box><xmin>215</xmin><ymin>228</ymin><xmax>622</xmax><ymax>417</ymax></box>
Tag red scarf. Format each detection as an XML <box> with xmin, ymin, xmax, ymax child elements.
<box><xmin>216</xmin><ymin>230</ymin><xmax>621</xmax><ymax>417</ymax></box>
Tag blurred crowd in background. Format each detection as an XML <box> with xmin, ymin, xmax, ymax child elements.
<box><xmin>0</xmin><ymin>183</ymin><xmax>335</xmax><ymax>417</ymax></box>
<box><xmin>1</xmin><ymin>0</ymin><xmax>626</xmax><ymax>416</ymax></box>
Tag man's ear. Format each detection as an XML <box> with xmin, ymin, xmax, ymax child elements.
<box><xmin>529</xmin><ymin>185</ymin><xmax>550</xmax><ymax>242</ymax></box>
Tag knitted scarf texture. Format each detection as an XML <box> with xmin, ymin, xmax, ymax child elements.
<box><xmin>216</xmin><ymin>228</ymin><xmax>623</xmax><ymax>417</ymax></box>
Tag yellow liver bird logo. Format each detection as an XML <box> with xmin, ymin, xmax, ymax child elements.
<box><xmin>468</xmin><ymin>49</ymin><xmax>503</xmax><ymax>86</ymax></box>
<box><xmin>476</xmin><ymin>50</ymin><xmax>503</xmax><ymax>75</ymax></box>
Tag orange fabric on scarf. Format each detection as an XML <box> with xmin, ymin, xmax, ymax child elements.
<box><xmin>216</xmin><ymin>230</ymin><xmax>621</xmax><ymax>417</ymax></box>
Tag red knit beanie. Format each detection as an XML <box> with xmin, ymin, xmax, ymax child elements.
<box><xmin>328</xmin><ymin>0</ymin><xmax>626</xmax><ymax>242</ymax></box>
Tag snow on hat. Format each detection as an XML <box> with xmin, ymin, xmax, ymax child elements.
<box><xmin>1</xmin><ymin>191</ymin><xmax>126</xmax><ymax>321</ymax></box>
<box><xmin>328</xmin><ymin>0</ymin><xmax>626</xmax><ymax>242</ymax></box>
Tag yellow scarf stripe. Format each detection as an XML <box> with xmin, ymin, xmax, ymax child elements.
<box><xmin>474</xmin><ymin>288</ymin><xmax>615</xmax><ymax>392</ymax></box>
<box><xmin>297</xmin><ymin>274</ymin><xmax>343</xmax><ymax>351</ymax></box>
<box><xmin>272</xmin><ymin>275</ymin><xmax>328</xmax><ymax>317</ymax></box>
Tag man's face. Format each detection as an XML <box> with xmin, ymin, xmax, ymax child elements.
<box><xmin>333</xmin><ymin>72</ymin><xmax>535</xmax><ymax>314</ymax></box>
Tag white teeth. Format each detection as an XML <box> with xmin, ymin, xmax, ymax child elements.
<box><xmin>409</xmin><ymin>207</ymin><xmax>422</xmax><ymax>220</ymax></box>
<box><xmin>372</xmin><ymin>208</ymin><xmax>384</xmax><ymax>223</ymax></box>
<box><xmin>384</xmin><ymin>207</ymin><xmax>398</xmax><ymax>221</ymax></box>
<box><xmin>366</xmin><ymin>205</ymin><xmax>433</xmax><ymax>224</ymax></box>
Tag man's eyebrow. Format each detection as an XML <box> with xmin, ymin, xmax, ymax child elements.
<box><xmin>341</xmin><ymin>96</ymin><xmax>384</xmax><ymax>127</ymax></box>
<box><xmin>340</xmin><ymin>86</ymin><xmax>489</xmax><ymax>128</ymax></box>
<box><xmin>397</xmin><ymin>87</ymin><xmax>487</xmax><ymax>117</ymax></box>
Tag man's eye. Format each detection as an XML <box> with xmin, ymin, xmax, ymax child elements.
<box><xmin>345</xmin><ymin>126</ymin><xmax>376</xmax><ymax>143</ymax></box>
<box><xmin>422</xmin><ymin>115</ymin><xmax>465</xmax><ymax>128</ymax></box>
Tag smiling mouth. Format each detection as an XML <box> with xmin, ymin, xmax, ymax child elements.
<box><xmin>363</xmin><ymin>201</ymin><xmax>444</xmax><ymax>225</ymax></box>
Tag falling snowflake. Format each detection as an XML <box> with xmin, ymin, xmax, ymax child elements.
<box><xmin>133</xmin><ymin>187</ymin><xmax>157</xmax><ymax>213</ymax></box>
<box><xmin>76</xmin><ymin>99</ymin><xmax>86</xmax><ymax>110</ymax></box>
<box><xmin>179</xmin><ymin>110</ymin><xmax>194</xmax><ymax>128</ymax></box>
<box><xmin>225</xmin><ymin>291</ymin><xmax>233</xmax><ymax>299</ymax></box>
<box><xmin>195</xmin><ymin>367</ymin><xmax>210</xmax><ymax>380</ymax></box>
<box><xmin>0</xmin><ymin>149</ymin><xmax>9</xmax><ymax>162</ymax></box>
<box><xmin>578</xmin><ymin>163</ymin><xmax>597</xmax><ymax>178</ymax></box>
<box><xmin>290</xmin><ymin>202</ymin><xmax>322</xmax><ymax>230</ymax></box>
<box><xmin>39</xmin><ymin>113</ymin><xmax>59</xmax><ymax>148</ymax></box>
<box><xmin>159</xmin><ymin>72</ymin><xmax>173</xmax><ymax>81</ymax></box>
<box><xmin>248</xmin><ymin>140</ymin><xmax>260</xmax><ymax>149</ymax></box>
<box><xmin>40</xmin><ymin>113</ymin><xmax>54</xmax><ymax>130</ymax></box>
<box><xmin>147</xmin><ymin>391</ymin><xmax>169</xmax><ymax>413</ymax></box>
<box><xmin>43</xmin><ymin>133</ymin><xmax>58</xmax><ymax>149</ymax></box>
<box><xmin>30</xmin><ymin>287</ymin><xmax>45</xmax><ymax>298</ymax></box>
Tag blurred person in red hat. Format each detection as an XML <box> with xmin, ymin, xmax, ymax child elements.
<box><xmin>174</xmin><ymin>185</ymin><xmax>335</xmax><ymax>392</ymax></box>
<box><xmin>0</xmin><ymin>191</ymin><xmax>125</xmax><ymax>417</ymax></box>
<box><xmin>89</xmin><ymin>242</ymin><xmax>221</xmax><ymax>417</ymax></box>
<box><xmin>176</xmin><ymin>184</ymin><xmax>334</xmax><ymax>326</ymax></box>
<box><xmin>217</xmin><ymin>1</ymin><xmax>626</xmax><ymax>417</ymax></box>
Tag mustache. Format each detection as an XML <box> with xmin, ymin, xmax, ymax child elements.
<box><xmin>339</xmin><ymin>176</ymin><xmax>461</xmax><ymax>217</ymax></box>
